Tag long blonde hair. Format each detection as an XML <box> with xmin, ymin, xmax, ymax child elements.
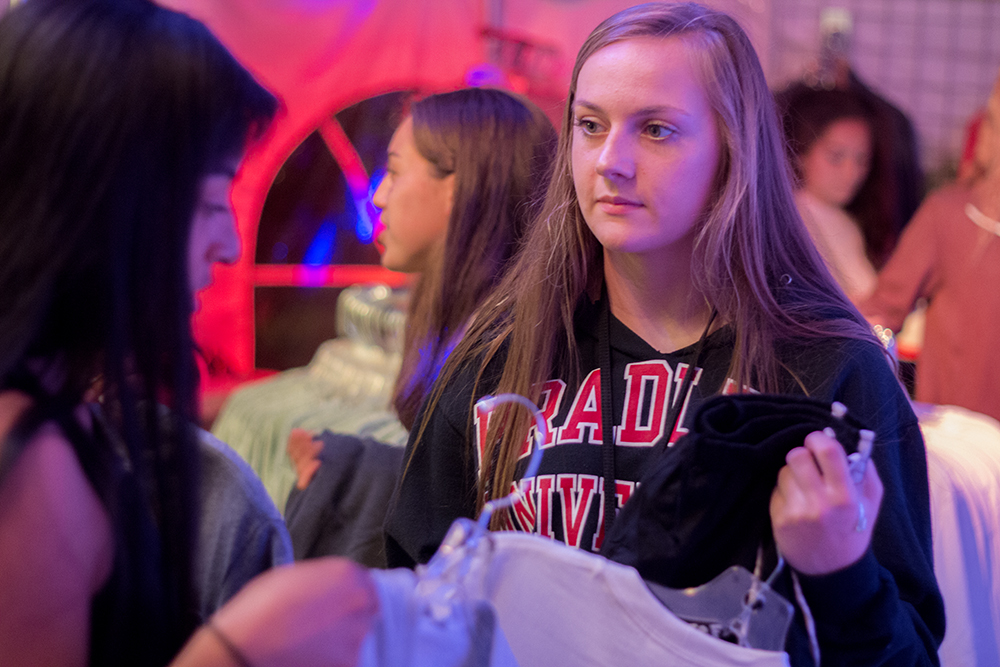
<box><xmin>412</xmin><ymin>2</ymin><xmax>875</xmax><ymax>519</ymax></box>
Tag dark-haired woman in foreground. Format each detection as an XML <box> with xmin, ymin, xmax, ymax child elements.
<box><xmin>0</xmin><ymin>0</ymin><xmax>285</xmax><ymax>663</ymax></box>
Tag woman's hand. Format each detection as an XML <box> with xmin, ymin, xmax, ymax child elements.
<box><xmin>287</xmin><ymin>428</ymin><xmax>323</xmax><ymax>490</ymax></box>
<box><xmin>770</xmin><ymin>430</ymin><xmax>884</xmax><ymax>575</ymax></box>
<box><xmin>172</xmin><ymin>558</ymin><xmax>378</xmax><ymax>667</ymax></box>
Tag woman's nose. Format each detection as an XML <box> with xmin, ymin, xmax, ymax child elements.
<box><xmin>595</xmin><ymin>131</ymin><xmax>635</xmax><ymax>181</ymax></box>
<box><xmin>216</xmin><ymin>207</ymin><xmax>241</xmax><ymax>265</ymax></box>
<box><xmin>371</xmin><ymin>174</ymin><xmax>389</xmax><ymax>210</ymax></box>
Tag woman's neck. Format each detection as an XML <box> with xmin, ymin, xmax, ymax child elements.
<box><xmin>603</xmin><ymin>247</ymin><xmax>713</xmax><ymax>354</ymax></box>
<box><xmin>971</xmin><ymin>174</ymin><xmax>1000</xmax><ymax>221</ymax></box>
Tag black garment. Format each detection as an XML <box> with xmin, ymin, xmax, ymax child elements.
<box><xmin>384</xmin><ymin>297</ymin><xmax>943</xmax><ymax>665</ymax></box>
<box><xmin>602</xmin><ymin>393</ymin><xmax>942</xmax><ymax>666</ymax></box>
<box><xmin>285</xmin><ymin>432</ymin><xmax>403</xmax><ymax>568</ymax></box>
<box><xmin>385</xmin><ymin>299</ymin><xmax>743</xmax><ymax>565</ymax></box>
<box><xmin>601</xmin><ymin>394</ymin><xmax>867</xmax><ymax>588</ymax></box>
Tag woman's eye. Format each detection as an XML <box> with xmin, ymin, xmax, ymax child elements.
<box><xmin>645</xmin><ymin>124</ymin><xmax>674</xmax><ymax>139</ymax></box>
<box><xmin>575</xmin><ymin>118</ymin><xmax>600</xmax><ymax>134</ymax></box>
<box><xmin>199</xmin><ymin>202</ymin><xmax>230</xmax><ymax>217</ymax></box>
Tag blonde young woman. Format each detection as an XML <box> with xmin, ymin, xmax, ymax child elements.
<box><xmin>385</xmin><ymin>3</ymin><xmax>943</xmax><ymax>665</ymax></box>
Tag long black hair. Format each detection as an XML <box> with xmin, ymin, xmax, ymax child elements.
<box><xmin>0</xmin><ymin>0</ymin><xmax>275</xmax><ymax>661</ymax></box>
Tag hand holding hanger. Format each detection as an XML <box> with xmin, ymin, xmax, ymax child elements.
<box><xmin>770</xmin><ymin>429</ymin><xmax>884</xmax><ymax>575</ymax></box>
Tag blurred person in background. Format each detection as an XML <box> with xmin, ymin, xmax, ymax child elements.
<box><xmin>284</xmin><ymin>87</ymin><xmax>557</xmax><ymax>566</ymax></box>
<box><xmin>862</xmin><ymin>72</ymin><xmax>1000</xmax><ymax>422</ymax></box>
<box><xmin>780</xmin><ymin>87</ymin><xmax>883</xmax><ymax>304</ymax></box>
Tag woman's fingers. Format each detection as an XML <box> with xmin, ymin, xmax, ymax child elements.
<box><xmin>783</xmin><ymin>441</ymin><xmax>825</xmax><ymax>492</ymax></box>
<box><xmin>288</xmin><ymin>428</ymin><xmax>323</xmax><ymax>489</ymax></box>
<box><xmin>210</xmin><ymin>558</ymin><xmax>378</xmax><ymax>667</ymax></box>
<box><xmin>771</xmin><ymin>430</ymin><xmax>882</xmax><ymax>575</ymax></box>
<box><xmin>803</xmin><ymin>430</ymin><xmax>854</xmax><ymax>491</ymax></box>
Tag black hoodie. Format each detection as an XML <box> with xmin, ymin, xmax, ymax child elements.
<box><xmin>384</xmin><ymin>298</ymin><xmax>944</xmax><ymax>666</ymax></box>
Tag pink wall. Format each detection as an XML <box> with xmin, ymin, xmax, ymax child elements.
<box><xmin>160</xmin><ymin>0</ymin><xmax>485</xmax><ymax>376</ymax></box>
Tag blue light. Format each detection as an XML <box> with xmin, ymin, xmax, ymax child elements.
<box><xmin>303</xmin><ymin>219</ymin><xmax>337</xmax><ymax>266</ymax></box>
<box><xmin>355</xmin><ymin>206</ymin><xmax>374</xmax><ymax>244</ymax></box>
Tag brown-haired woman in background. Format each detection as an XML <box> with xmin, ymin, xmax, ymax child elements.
<box><xmin>381</xmin><ymin>87</ymin><xmax>558</xmax><ymax>431</ymax></box>
<box><xmin>780</xmin><ymin>87</ymin><xmax>886</xmax><ymax>304</ymax></box>
<box><xmin>286</xmin><ymin>88</ymin><xmax>556</xmax><ymax>563</ymax></box>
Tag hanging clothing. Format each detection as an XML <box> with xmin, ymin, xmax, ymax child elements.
<box><xmin>919</xmin><ymin>404</ymin><xmax>1000</xmax><ymax>667</ymax></box>
<box><xmin>357</xmin><ymin>567</ymin><xmax>519</xmax><ymax>667</ymax></box>
<box><xmin>212</xmin><ymin>284</ymin><xmax>409</xmax><ymax>512</ymax></box>
<box><xmin>373</xmin><ymin>516</ymin><xmax>785</xmax><ymax>667</ymax></box>
<box><xmin>481</xmin><ymin>531</ymin><xmax>790</xmax><ymax>667</ymax></box>
<box><xmin>384</xmin><ymin>296</ymin><xmax>943</xmax><ymax>666</ymax></box>
<box><xmin>602</xmin><ymin>393</ymin><xmax>942</xmax><ymax>666</ymax></box>
<box><xmin>601</xmin><ymin>394</ymin><xmax>867</xmax><ymax>588</ymax></box>
<box><xmin>211</xmin><ymin>344</ymin><xmax>407</xmax><ymax>512</ymax></box>
<box><xmin>285</xmin><ymin>432</ymin><xmax>404</xmax><ymax>567</ymax></box>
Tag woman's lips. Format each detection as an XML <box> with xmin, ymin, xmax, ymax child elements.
<box><xmin>596</xmin><ymin>196</ymin><xmax>642</xmax><ymax>215</ymax></box>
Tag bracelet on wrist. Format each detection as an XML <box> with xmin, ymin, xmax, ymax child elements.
<box><xmin>205</xmin><ymin>620</ymin><xmax>254</xmax><ymax>667</ymax></box>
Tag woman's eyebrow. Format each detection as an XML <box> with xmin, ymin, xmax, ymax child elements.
<box><xmin>573</xmin><ymin>99</ymin><xmax>603</xmax><ymax>113</ymax></box>
<box><xmin>573</xmin><ymin>99</ymin><xmax>691</xmax><ymax>119</ymax></box>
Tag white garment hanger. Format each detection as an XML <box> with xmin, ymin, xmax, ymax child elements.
<box><xmin>646</xmin><ymin>549</ymin><xmax>794</xmax><ymax>651</ymax></box>
<box><xmin>415</xmin><ymin>393</ymin><xmax>547</xmax><ymax>621</ymax></box>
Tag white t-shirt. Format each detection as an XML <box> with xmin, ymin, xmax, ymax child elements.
<box><xmin>482</xmin><ymin>532</ymin><xmax>790</xmax><ymax>667</ymax></box>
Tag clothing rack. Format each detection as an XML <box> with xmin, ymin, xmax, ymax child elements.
<box><xmin>212</xmin><ymin>284</ymin><xmax>410</xmax><ymax>511</ymax></box>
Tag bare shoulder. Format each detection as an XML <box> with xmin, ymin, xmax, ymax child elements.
<box><xmin>0</xmin><ymin>390</ymin><xmax>113</xmax><ymax>666</ymax></box>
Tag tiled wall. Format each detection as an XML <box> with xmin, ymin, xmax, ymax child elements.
<box><xmin>768</xmin><ymin>0</ymin><xmax>1000</xmax><ymax>175</ymax></box>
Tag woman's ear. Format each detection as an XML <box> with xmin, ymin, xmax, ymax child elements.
<box><xmin>443</xmin><ymin>172</ymin><xmax>457</xmax><ymax>219</ymax></box>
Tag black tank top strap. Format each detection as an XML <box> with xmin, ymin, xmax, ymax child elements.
<box><xmin>0</xmin><ymin>398</ymin><xmax>60</xmax><ymax>488</ymax></box>
<box><xmin>0</xmin><ymin>366</ymin><xmax>110</xmax><ymax>497</ymax></box>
